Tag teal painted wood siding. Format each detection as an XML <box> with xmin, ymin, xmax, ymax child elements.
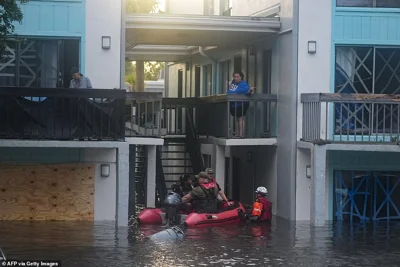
<box><xmin>0</xmin><ymin>148</ymin><xmax>84</xmax><ymax>164</ymax></box>
<box><xmin>334</xmin><ymin>7</ymin><xmax>400</xmax><ymax>45</ymax></box>
<box><xmin>14</xmin><ymin>0</ymin><xmax>85</xmax><ymax>37</ymax></box>
<box><xmin>329</xmin><ymin>150</ymin><xmax>400</xmax><ymax>171</ymax></box>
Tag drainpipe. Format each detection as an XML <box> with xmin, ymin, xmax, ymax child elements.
<box><xmin>199</xmin><ymin>46</ymin><xmax>217</xmax><ymax>95</ymax></box>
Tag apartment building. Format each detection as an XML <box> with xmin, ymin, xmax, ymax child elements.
<box><xmin>2</xmin><ymin>0</ymin><xmax>400</xmax><ymax>226</ymax></box>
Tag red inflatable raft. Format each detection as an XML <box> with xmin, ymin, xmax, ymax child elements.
<box><xmin>137</xmin><ymin>201</ymin><xmax>245</xmax><ymax>228</ymax></box>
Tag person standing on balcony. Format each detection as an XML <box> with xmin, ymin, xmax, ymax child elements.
<box><xmin>227</xmin><ymin>71</ymin><xmax>255</xmax><ymax>137</ymax></box>
<box><xmin>69</xmin><ymin>67</ymin><xmax>93</xmax><ymax>89</ymax></box>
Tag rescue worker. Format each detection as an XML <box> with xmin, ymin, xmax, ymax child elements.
<box><xmin>164</xmin><ymin>183</ymin><xmax>183</xmax><ymax>226</ymax></box>
<box><xmin>205</xmin><ymin>168</ymin><xmax>232</xmax><ymax>206</ymax></box>
<box><xmin>244</xmin><ymin>186</ymin><xmax>272</xmax><ymax>223</ymax></box>
<box><xmin>182</xmin><ymin>172</ymin><xmax>219</xmax><ymax>214</ymax></box>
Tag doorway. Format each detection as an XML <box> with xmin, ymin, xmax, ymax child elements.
<box><xmin>232</xmin><ymin>157</ymin><xmax>240</xmax><ymax>201</ymax></box>
<box><xmin>262</xmin><ymin>50</ymin><xmax>272</xmax><ymax>136</ymax></box>
<box><xmin>234</xmin><ymin>55</ymin><xmax>242</xmax><ymax>72</ymax></box>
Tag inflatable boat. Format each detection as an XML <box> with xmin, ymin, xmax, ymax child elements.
<box><xmin>137</xmin><ymin>201</ymin><xmax>245</xmax><ymax>228</ymax></box>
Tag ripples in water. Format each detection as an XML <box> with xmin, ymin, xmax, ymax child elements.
<box><xmin>0</xmin><ymin>218</ymin><xmax>400</xmax><ymax>266</ymax></box>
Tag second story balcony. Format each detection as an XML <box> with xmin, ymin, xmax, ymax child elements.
<box><xmin>125</xmin><ymin>93</ymin><xmax>277</xmax><ymax>139</ymax></box>
<box><xmin>0</xmin><ymin>87</ymin><xmax>126</xmax><ymax>141</ymax></box>
<box><xmin>0</xmin><ymin>88</ymin><xmax>276</xmax><ymax>142</ymax></box>
<box><xmin>301</xmin><ymin>93</ymin><xmax>400</xmax><ymax>144</ymax></box>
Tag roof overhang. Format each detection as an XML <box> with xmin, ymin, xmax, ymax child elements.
<box><xmin>125</xmin><ymin>14</ymin><xmax>281</xmax><ymax>60</ymax></box>
<box><xmin>125</xmin><ymin>45</ymin><xmax>219</xmax><ymax>61</ymax></box>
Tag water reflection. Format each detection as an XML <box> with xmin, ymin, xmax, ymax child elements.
<box><xmin>0</xmin><ymin>218</ymin><xmax>399</xmax><ymax>266</ymax></box>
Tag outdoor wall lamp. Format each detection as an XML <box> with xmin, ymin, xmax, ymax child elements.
<box><xmin>308</xmin><ymin>41</ymin><xmax>317</xmax><ymax>54</ymax></box>
<box><xmin>306</xmin><ymin>165</ymin><xmax>312</xmax><ymax>178</ymax></box>
<box><xmin>100</xmin><ymin>164</ymin><xmax>110</xmax><ymax>178</ymax></box>
<box><xmin>102</xmin><ymin>36</ymin><xmax>111</xmax><ymax>50</ymax></box>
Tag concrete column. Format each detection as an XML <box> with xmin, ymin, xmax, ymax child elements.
<box><xmin>117</xmin><ymin>144</ymin><xmax>129</xmax><ymax>227</ymax></box>
<box><xmin>213</xmin><ymin>145</ymin><xmax>226</xmax><ymax>194</ymax></box>
<box><xmin>146</xmin><ymin>145</ymin><xmax>157</xmax><ymax>208</ymax></box>
<box><xmin>310</xmin><ymin>145</ymin><xmax>327</xmax><ymax>226</ymax></box>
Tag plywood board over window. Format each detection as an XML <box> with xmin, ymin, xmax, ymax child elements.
<box><xmin>0</xmin><ymin>164</ymin><xmax>95</xmax><ymax>221</ymax></box>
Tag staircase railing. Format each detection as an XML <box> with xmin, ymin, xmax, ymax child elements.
<box><xmin>155</xmin><ymin>146</ymin><xmax>168</xmax><ymax>207</ymax></box>
<box><xmin>185</xmin><ymin>107</ymin><xmax>205</xmax><ymax>174</ymax></box>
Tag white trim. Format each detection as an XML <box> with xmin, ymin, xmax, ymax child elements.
<box><xmin>125</xmin><ymin>14</ymin><xmax>280</xmax><ymax>32</ymax></box>
<box><xmin>126</xmin><ymin>137</ymin><xmax>164</xmax><ymax>146</ymax></box>
<box><xmin>199</xmin><ymin>137</ymin><xmax>277</xmax><ymax>146</ymax></box>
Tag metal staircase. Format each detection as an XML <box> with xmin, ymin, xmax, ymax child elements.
<box><xmin>154</xmin><ymin>108</ymin><xmax>205</xmax><ymax>206</ymax></box>
<box><xmin>134</xmin><ymin>145</ymin><xmax>147</xmax><ymax>206</ymax></box>
<box><xmin>162</xmin><ymin>138</ymin><xmax>193</xmax><ymax>191</ymax></box>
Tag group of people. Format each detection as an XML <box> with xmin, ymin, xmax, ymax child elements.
<box><xmin>164</xmin><ymin>168</ymin><xmax>272</xmax><ymax>225</ymax></box>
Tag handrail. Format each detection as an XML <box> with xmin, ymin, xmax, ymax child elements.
<box><xmin>301</xmin><ymin>93</ymin><xmax>400</xmax><ymax>103</ymax></box>
<box><xmin>185</xmin><ymin>108</ymin><xmax>205</xmax><ymax>174</ymax></box>
<box><xmin>0</xmin><ymin>87</ymin><xmax>126</xmax><ymax>98</ymax></box>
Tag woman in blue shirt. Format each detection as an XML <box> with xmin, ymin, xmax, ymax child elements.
<box><xmin>227</xmin><ymin>71</ymin><xmax>255</xmax><ymax>137</ymax></box>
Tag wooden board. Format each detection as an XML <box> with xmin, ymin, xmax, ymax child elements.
<box><xmin>0</xmin><ymin>164</ymin><xmax>95</xmax><ymax>221</ymax></box>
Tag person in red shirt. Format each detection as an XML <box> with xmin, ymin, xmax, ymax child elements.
<box><xmin>244</xmin><ymin>186</ymin><xmax>272</xmax><ymax>223</ymax></box>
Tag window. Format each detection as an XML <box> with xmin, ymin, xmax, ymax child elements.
<box><xmin>219</xmin><ymin>60</ymin><xmax>231</xmax><ymax>94</ymax></box>
<box><xmin>337</xmin><ymin>0</ymin><xmax>400</xmax><ymax>8</ymax></box>
<box><xmin>0</xmin><ymin>38</ymin><xmax>80</xmax><ymax>88</ymax></box>
<box><xmin>203</xmin><ymin>64</ymin><xmax>212</xmax><ymax>96</ymax></box>
<box><xmin>220</xmin><ymin>0</ymin><xmax>232</xmax><ymax>16</ymax></box>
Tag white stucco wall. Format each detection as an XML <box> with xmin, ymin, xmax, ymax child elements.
<box><xmin>296</xmin><ymin>148</ymin><xmax>311</xmax><ymax>220</ymax></box>
<box><xmin>82</xmin><ymin>148</ymin><xmax>117</xmax><ymax>221</ymax></box>
<box><xmin>296</xmin><ymin>0</ymin><xmax>332</xmax><ymax>140</ymax></box>
<box><xmin>85</xmin><ymin>0</ymin><xmax>121</xmax><ymax>89</ymax></box>
<box><xmin>294</xmin><ymin>0</ymin><xmax>331</xmax><ymax>221</ymax></box>
<box><xmin>231</xmin><ymin>0</ymin><xmax>280</xmax><ymax>16</ymax></box>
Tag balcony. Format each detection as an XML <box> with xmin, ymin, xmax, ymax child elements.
<box><xmin>0</xmin><ymin>87</ymin><xmax>126</xmax><ymax>141</ymax></box>
<box><xmin>125</xmin><ymin>93</ymin><xmax>277</xmax><ymax>139</ymax></box>
<box><xmin>0</xmin><ymin>88</ymin><xmax>276</xmax><ymax>141</ymax></box>
<box><xmin>301</xmin><ymin>93</ymin><xmax>400</xmax><ymax>143</ymax></box>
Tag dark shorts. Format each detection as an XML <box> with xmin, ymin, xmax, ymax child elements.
<box><xmin>230</xmin><ymin>102</ymin><xmax>250</xmax><ymax>118</ymax></box>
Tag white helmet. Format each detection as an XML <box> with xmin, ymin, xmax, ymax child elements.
<box><xmin>255</xmin><ymin>186</ymin><xmax>268</xmax><ymax>195</ymax></box>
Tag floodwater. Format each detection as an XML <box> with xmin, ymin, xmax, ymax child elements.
<box><xmin>1</xmin><ymin>218</ymin><xmax>400</xmax><ymax>267</ymax></box>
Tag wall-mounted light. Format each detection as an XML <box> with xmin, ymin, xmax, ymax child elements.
<box><xmin>308</xmin><ymin>41</ymin><xmax>316</xmax><ymax>54</ymax></box>
<box><xmin>100</xmin><ymin>164</ymin><xmax>110</xmax><ymax>178</ymax></box>
<box><xmin>306</xmin><ymin>165</ymin><xmax>311</xmax><ymax>178</ymax></box>
<box><xmin>102</xmin><ymin>36</ymin><xmax>111</xmax><ymax>50</ymax></box>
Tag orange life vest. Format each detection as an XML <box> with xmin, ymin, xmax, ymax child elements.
<box><xmin>251</xmin><ymin>200</ymin><xmax>263</xmax><ymax>217</ymax></box>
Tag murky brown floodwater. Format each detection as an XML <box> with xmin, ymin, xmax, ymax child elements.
<box><xmin>0</xmin><ymin>218</ymin><xmax>400</xmax><ymax>266</ymax></box>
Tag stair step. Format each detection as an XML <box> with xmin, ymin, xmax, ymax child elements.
<box><xmin>164</xmin><ymin>143</ymin><xmax>186</xmax><ymax>146</ymax></box>
<box><xmin>162</xmin><ymin>158</ymin><xmax>189</xmax><ymax>161</ymax></box>
<box><xmin>162</xmin><ymin>165</ymin><xmax>192</xmax><ymax>168</ymax></box>
<box><xmin>164</xmin><ymin>172</ymin><xmax>190</xmax><ymax>175</ymax></box>
<box><xmin>162</xmin><ymin>151</ymin><xmax>187</xmax><ymax>154</ymax></box>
